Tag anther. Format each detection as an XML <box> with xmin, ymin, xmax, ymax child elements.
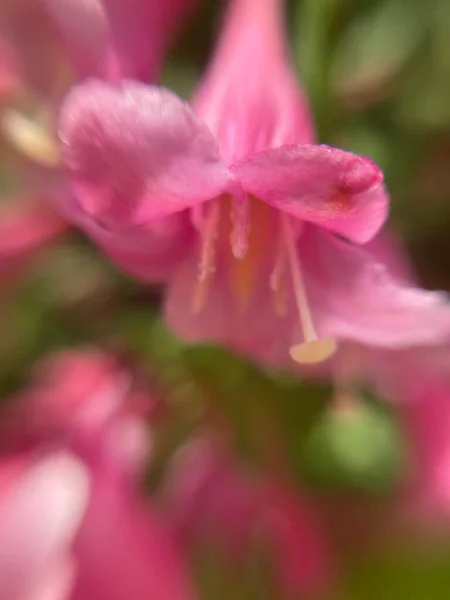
<box><xmin>1</xmin><ymin>109</ymin><xmax>60</xmax><ymax>168</ymax></box>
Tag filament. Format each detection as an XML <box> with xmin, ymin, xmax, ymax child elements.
<box><xmin>281</xmin><ymin>215</ymin><xmax>337</xmax><ymax>364</ymax></box>
<box><xmin>192</xmin><ymin>201</ymin><xmax>221</xmax><ymax>313</ymax></box>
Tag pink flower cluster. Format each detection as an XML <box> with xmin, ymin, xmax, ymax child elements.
<box><xmin>0</xmin><ymin>348</ymin><xmax>195</xmax><ymax>600</ymax></box>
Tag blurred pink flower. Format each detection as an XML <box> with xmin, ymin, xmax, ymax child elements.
<box><xmin>398</xmin><ymin>377</ymin><xmax>450</xmax><ymax>521</ymax></box>
<box><xmin>0</xmin><ymin>0</ymin><xmax>198</xmax><ymax>167</ymax></box>
<box><xmin>319</xmin><ymin>233</ymin><xmax>450</xmax><ymax>539</ymax></box>
<box><xmin>44</xmin><ymin>0</ymin><xmax>198</xmax><ymax>83</ymax></box>
<box><xmin>0</xmin><ymin>0</ymin><xmax>197</xmax><ymax>94</ymax></box>
<box><xmin>0</xmin><ymin>196</ymin><xmax>67</xmax><ymax>302</ymax></box>
<box><xmin>0</xmin><ymin>0</ymin><xmax>198</xmax><ymax>301</ymax></box>
<box><xmin>56</xmin><ymin>0</ymin><xmax>450</xmax><ymax>370</ymax></box>
<box><xmin>0</xmin><ymin>348</ymin><xmax>195</xmax><ymax>600</ymax></box>
<box><xmin>165</xmin><ymin>438</ymin><xmax>333</xmax><ymax>598</ymax></box>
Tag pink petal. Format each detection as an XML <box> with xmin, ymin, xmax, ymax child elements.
<box><xmin>71</xmin><ymin>475</ymin><xmax>195</xmax><ymax>600</ymax></box>
<box><xmin>0</xmin><ymin>37</ymin><xmax>20</xmax><ymax>99</ymax></box>
<box><xmin>0</xmin><ymin>200</ymin><xmax>67</xmax><ymax>288</ymax></box>
<box><xmin>59</xmin><ymin>80</ymin><xmax>234</xmax><ymax>230</ymax></box>
<box><xmin>0</xmin><ymin>0</ymin><xmax>68</xmax><ymax>97</ymax></box>
<box><xmin>45</xmin><ymin>0</ymin><xmax>198</xmax><ymax>82</ymax></box>
<box><xmin>261</xmin><ymin>481</ymin><xmax>333</xmax><ymax>597</ymax></box>
<box><xmin>402</xmin><ymin>381</ymin><xmax>450</xmax><ymax>515</ymax></box>
<box><xmin>44</xmin><ymin>0</ymin><xmax>113</xmax><ymax>80</ymax></box>
<box><xmin>192</xmin><ymin>0</ymin><xmax>315</xmax><ymax>162</ymax></box>
<box><xmin>101</xmin><ymin>0</ymin><xmax>198</xmax><ymax>81</ymax></box>
<box><xmin>61</xmin><ymin>190</ymin><xmax>194</xmax><ymax>283</ymax></box>
<box><xmin>27</xmin><ymin>554</ymin><xmax>77</xmax><ymax>600</ymax></box>
<box><xmin>300</xmin><ymin>225</ymin><xmax>450</xmax><ymax>348</ymax></box>
<box><xmin>233</xmin><ymin>144</ymin><xmax>388</xmax><ymax>244</ymax></box>
<box><xmin>30</xmin><ymin>348</ymin><xmax>128</xmax><ymax>434</ymax></box>
<box><xmin>164</xmin><ymin>243</ymin><xmax>294</xmax><ymax>370</ymax></box>
<box><xmin>0</xmin><ymin>452</ymin><xmax>90</xmax><ymax>600</ymax></box>
<box><xmin>165</xmin><ymin>439</ymin><xmax>257</xmax><ymax>560</ymax></box>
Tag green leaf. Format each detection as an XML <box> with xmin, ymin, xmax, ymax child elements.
<box><xmin>341</xmin><ymin>544</ymin><xmax>450</xmax><ymax>600</ymax></box>
<box><xmin>332</xmin><ymin>0</ymin><xmax>428</xmax><ymax>102</ymax></box>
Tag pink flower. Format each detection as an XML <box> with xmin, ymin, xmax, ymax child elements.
<box><xmin>164</xmin><ymin>438</ymin><xmax>333</xmax><ymax>598</ymax></box>
<box><xmin>0</xmin><ymin>0</ymin><xmax>197</xmax><ymax>167</ymax></box>
<box><xmin>0</xmin><ymin>195</ymin><xmax>66</xmax><ymax>303</ymax></box>
<box><xmin>398</xmin><ymin>378</ymin><xmax>450</xmax><ymax>522</ymax></box>
<box><xmin>0</xmin><ymin>0</ymin><xmax>197</xmax><ymax>299</ymax></box>
<box><xmin>56</xmin><ymin>0</ymin><xmax>401</xmax><ymax>369</ymax></box>
<box><xmin>0</xmin><ymin>348</ymin><xmax>195</xmax><ymax>600</ymax></box>
<box><xmin>43</xmin><ymin>0</ymin><xmax>198</xmax><ymax>83</ymax></box>
<box><xmin>317</xmin><ymin>234</ymin><xmax>450</xmax><ymax>539</ymax></box>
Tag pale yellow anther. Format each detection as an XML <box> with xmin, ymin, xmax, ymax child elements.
<box><xmin>289</xmin><ymin>337</ymin><xmax>337</xmax><ymax>365</ymax></box>
<box><xmin>1</xmin><ymin>109</ymin><xmax>60</xmax><ymax>168</ymax></box>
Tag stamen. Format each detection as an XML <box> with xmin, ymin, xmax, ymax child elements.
<box><xmin>1</xmin><ymin>109</ymin><xmax>60</xmax><ymax>168</ymax></box>
<box><xmin>282</xmin><ymin>214</ymin><xmax>337</xmax><ymax>364</ymax></box>
<box><xmin>270</xmin><ymin>223</ymin><xmax>288</xmax><ymax>317</ymax></box>
<box><xmin>230</xmin><ymin>197</ymin><xmax>249</xmax><ymax>259</ymax></box>
<box><xmin>192</xmin><ymin>201</ymin><xmax>221</xmax><ymax>313</ymax></box>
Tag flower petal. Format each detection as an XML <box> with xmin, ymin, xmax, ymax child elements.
<box><xmin>0</xmin><ymin>452</ymin><xmax>90</xmax><ymax>600</ymax></box>
<box><xmin>45</xmin><ymin>0</ymin><xmax>197</xmax><ymax>81</ymax></box>
<box><xmin>300</xmin><ymin>226</ymin><xmax>450</xmax><ymax>348</ymax></box>
<box><xmin>261</xmin><ymin>481</ymin><xmax>333</xmax><ymax>597</ymax></box>
<box><xmin>164</xmin><ymin>243</ymin><xmax>294</xmax><ymax>369</ymax></box>
<box><xmin>233</xmin><ymin>144</ymin><xmax>388</xmax><ymax>244</ymax></box>
<box><xmin>0</xmin><ymin>199</ymin><xmax>66</xmax><ymax>289</ymax></box>
<box><xmin>0</xmin><ymin>0</ymin><xmax>67</xmax><ymax>96</ymax></box>
<box><xmin>71</xmin><ymin>476</ymin><xmax>195</xmax><ymax>600</ymax></box>
<box><xmin>59</xmin><ymin>80</ymin><xmax>234</xmax><ymax>230</ymax></box>
<box><xmin>44</xmin><ymin>0</ymin><xmax>112</xmax><ymax>80</ymax></box>
<box><xmin>56</xmin><ymin>189</ymin><xmax>193</xmax><ymax>284</ymax></box>
<box><xmin>100</xmin><ymin>0</ymin><xmax>198</xmax><ymax>81</ymax></box>
<box><xmin>192</xmin><ymin>0</ymin><xmax>315</xmax><ymax>162</ymax></box>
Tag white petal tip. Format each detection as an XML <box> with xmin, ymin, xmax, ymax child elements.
<box><xmin>289</xmin><ymin>337</ymin><xmax>337</xmax><ymax>365</ymax></box>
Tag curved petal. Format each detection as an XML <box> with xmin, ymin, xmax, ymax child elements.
<box><xmin>44</xmin><ymin>0</ymin><xmax>112</xmax><ymax>80</ymax></box>
<box><xmin>233</xmin><ymin>144</ymin><xmax>387</xmax><ymax>244</ymax></box>
<box><xmin>0</xmin><ymin>199</ymin><xmax>67</xmax><ymax>283</ymax></box>
<box><xmin>300</xmin><ymin>226</ymin><xmax>450</xmax><ymax>348</ymax></box>
<box><xmin>0</xmin><ymin>0</ymin><xmax>68</xmax><ymax>96</ymax></box>
<box><xmin>100</xmin><ymin>0</ymin><xmax>198</xmax><ymax>81</ymax></box>
<box><xmin>192</xmin><ymin>0</ymin><xmax>315</xmax><ymax>162</ymax></box>
<box><xmin>400</xmin><ymin>380</ymin><xmax>450</xmax><ymax>520</ymax></box>
<box><xmin>0</xmin><ymin>37</ymin><xmax>20</xmax><ymax>99</ymax></box>
<box><xmin>0</xmin><ymin>452</ymin><xmax>90</xmax><ymax>600</ymax></box>
<box><xmin>260</xmin><ymin>481</ymin><xmax>333</xmax><ymax>597</ymax></box>
<box><xmin>165</xmin><ymin>439</ymin><xmax>257</xmax><ymax>559</ymax></box>
<box><xmin>56</xmin><ymin>189</ymin><xmax>193</xmax><ymax>284</ymax></box>
<box><xmin>71</xmin><ymin>475</ymin><xmax>195</xmax><ymax>600</ymax></box>
<box><xmin>59</xmin><ymin>80</ymin><xmax>234</xmax><ymax>231</ymax></box>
